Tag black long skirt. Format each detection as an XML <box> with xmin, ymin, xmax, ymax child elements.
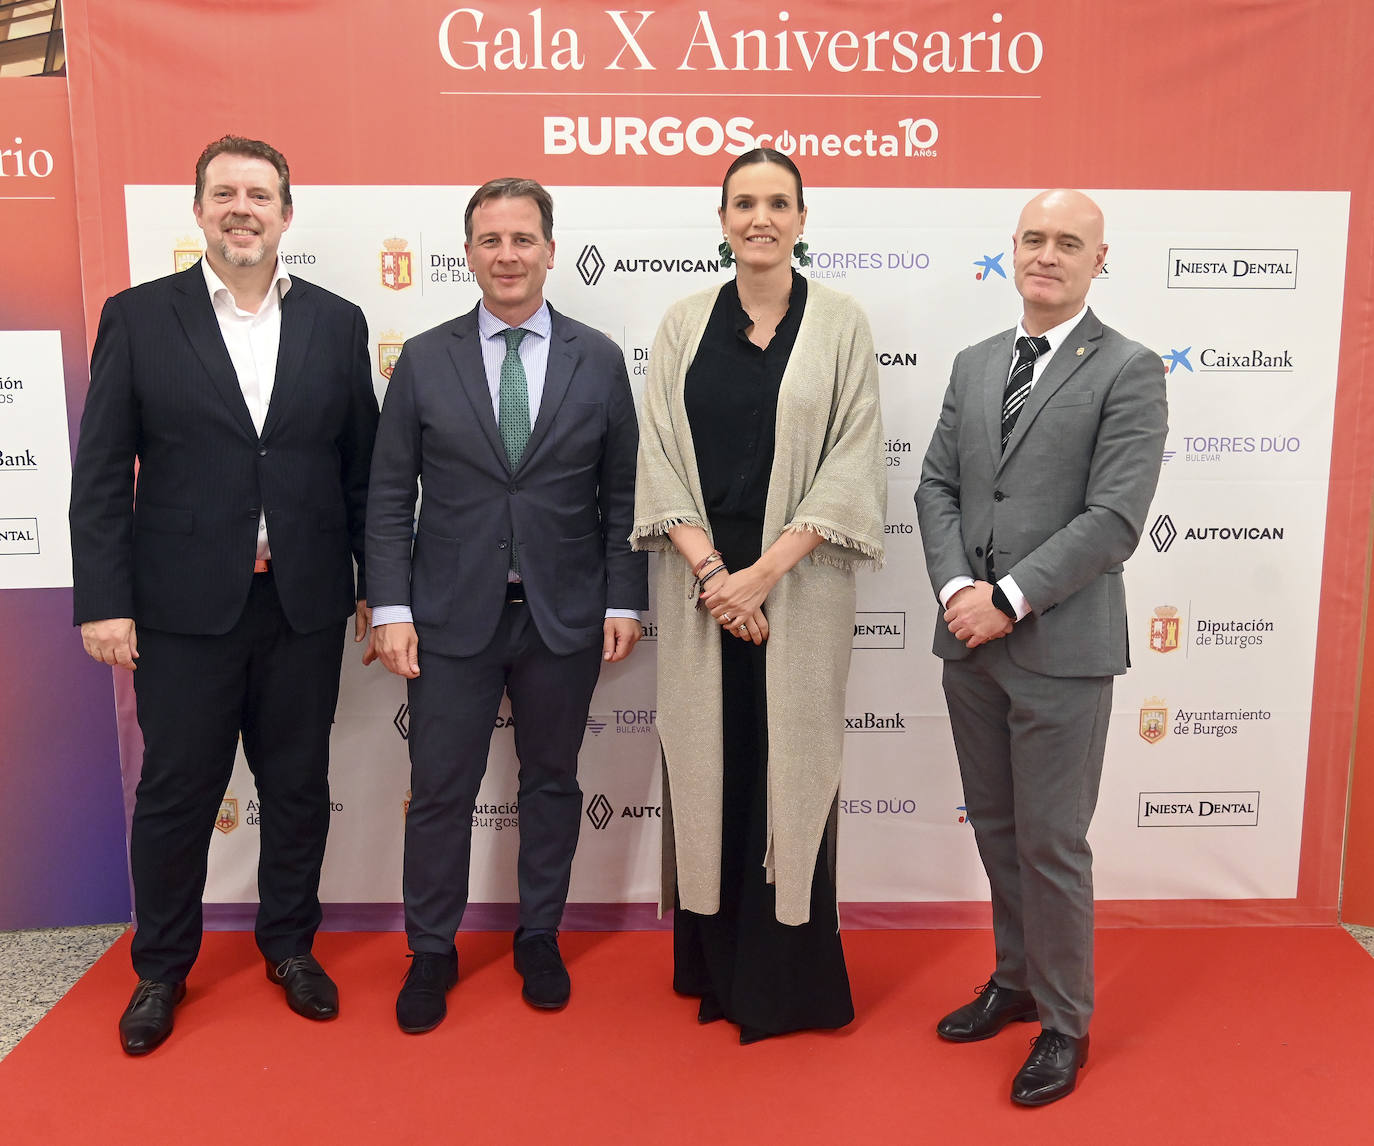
<box><xmin>672</xmin><ymin>513</ymin><xmax>854</xmax><ymax>1037</ymax></box>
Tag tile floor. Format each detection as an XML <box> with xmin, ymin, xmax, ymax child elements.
<box><xmin>3</xmin><ymin>922</ymin><xmax>1372</xmax><ymax>1062</ymax></box>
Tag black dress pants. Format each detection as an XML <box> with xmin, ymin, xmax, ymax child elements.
<box><xmin>129</xmin><ymin>571</ymin><xmax>345</xmax><ymax>983</ymax></box>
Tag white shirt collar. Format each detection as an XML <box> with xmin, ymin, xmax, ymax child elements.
<box><xmin>1016</xmin><ymin>305</ymin><xmax>1087</xmax><ymax>351</ymax></box>
<box><xmin>477</xmin><ymin>299</ymin><xmax>551</xmax><ymax>341</ymax></box>
<box><xmin>200</xmin><ymin>255</ymin><xmax>292</xmax><ymax>314</ymax></box>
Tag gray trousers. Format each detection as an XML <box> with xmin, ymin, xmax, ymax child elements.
<box><xmin>942</xmin><ymin>640</ymin><xmax>1113</xmax><ymax>1037</ymax></box>
<box><xmin>402</xmin><ymin>601</ymin><xmax>602</xmax><ymax>952</ymax></box>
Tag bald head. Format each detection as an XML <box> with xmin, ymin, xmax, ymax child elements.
<box><xmin>1012</xmin><ymin>189</ymin><xmax>1108</xmax><ymax>334</ymax></box>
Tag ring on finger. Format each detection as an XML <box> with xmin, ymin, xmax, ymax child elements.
<box><xmin>737</xmin><ymin>620</ymin><xmax>748</xmax><ymax>631</ymax></box>
<box><xmin>722</xmin><ymin>613</ymin><xmax>732</xmax><ymax>624</ymax></box>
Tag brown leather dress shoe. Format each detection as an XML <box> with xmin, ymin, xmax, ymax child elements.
<box><xmin>1011</xmin><ymin>1029</ymin><xmax>1090</xmax><ymax>1106</ymax></box>
<box><xmin>936</xmin><ymin>976</ymin><xmax>1038</xmax><ymax>1042</ymax></box>
<box><xmin>266</xmin><ymin>953</ymin><xmax>339</xmax><ymax>1020</ymax></box>
<box><xmin>118</xmin><ymin>978</ymin><xmax>186</xmax><ymax>1055</ymax></box>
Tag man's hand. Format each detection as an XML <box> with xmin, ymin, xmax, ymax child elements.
<box><xmin>603</xmin><ymin>617</ymin><xmax>643</xmax><ymax>663</ymax></box>
<box><xmin>354</xmin><ymin>600</ymin><xmax>371</xmax><ymax>643</ymax></box>
<box><xmin>81</xmin><ymin>617</ymin><xmax>139</xmax><ymax>670</ymax></box>
<box><xmin>944</xmin><ymin>581</ymin><xmax>1014</xmax><ymax>649</ymax></box>
<box><xmin>365</xmin><ymin>621</ymin><xmax>420</xmax><ymax>677</ymax></box>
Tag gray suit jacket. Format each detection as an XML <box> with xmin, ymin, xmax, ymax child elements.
<box><xmin>365</xmin><ymin>304</ymin><xmax>647</xmax><ymax>658</ymax></box>
<box><xmin>916</xmin><ymin>308</ymin><xmax>1167</xmax><ymax>677</ymax></box>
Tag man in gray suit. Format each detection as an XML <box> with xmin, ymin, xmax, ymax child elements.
<box><xmin>365</xmin><ymin>178</ymin><xmax>647</xmax><ymax>1032</ymax></box>
<box><xmin>916</xmin><ymin>189</ymin><xmax>1167</xmax><ymax>1106</ymax></box>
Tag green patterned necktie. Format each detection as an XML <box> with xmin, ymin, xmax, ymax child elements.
<box><xmin>498</xmin><ymin>327</ymin><xmax>531</xmax><ymax>469</ymax></box>
<box><xmin>498</xmin><ymin>327</ymin><xmax>530</xmax><ymax>572</ymax></box>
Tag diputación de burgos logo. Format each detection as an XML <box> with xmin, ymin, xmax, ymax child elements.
<box><xmin>545</xmin><ymin>115</ymin><xmax>938</xmax><ymax>159</ymax></box>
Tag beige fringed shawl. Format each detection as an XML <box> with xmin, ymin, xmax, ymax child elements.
<box><xmin>632</xmin><ymin>279</ymin><xmax>887</xmax><ymax>925</ymax></box>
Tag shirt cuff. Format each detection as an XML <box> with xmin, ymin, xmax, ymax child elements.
<box><xmin>997</xmin><ymin>575</ymin><xmax>1032</xmax><ymax>621</ymax></box>
<box><xmin>605</xmin><ymin>609</ymin><xmax>641</xmax><ymax>621</ymax></box>
<box><xmin>938</xmin><ymin>576</ymin><xmax>975</xmax><ymax>609</ymax></box>
<box><xmin>371</xmin><ymin>605</ymin><xmax>414</xmax><ymax>627</ymax></box>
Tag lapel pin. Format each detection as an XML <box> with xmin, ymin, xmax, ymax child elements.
<box><xmin>1075</xmin><ymin>346</ymin><xmax>1085</xmax><ymax>356</ymax></box>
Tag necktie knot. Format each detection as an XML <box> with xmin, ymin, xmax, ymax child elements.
<box><xmin>1014</xmin><ymin>334</ymin><xmax>1050</xmax><ymax>367</ymax></box>
<box><xmin>503</xmin><ymin>326</ymin><xmax>528</xmax><ymax>353</ymax></box>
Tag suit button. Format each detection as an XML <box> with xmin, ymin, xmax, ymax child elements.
<box><xmin>994</xmin><ymin>490</ymin><xmax>1005</xmax><ymax>501</ymax></box>
<box><xmin>508</xmin><ymin>484</ymin><xmax>518</xmax><ymax>494</ymax></box>
<box><xmin>975</xmin><ymin>546</ymin><xmax>984</xmax><ymax>557</ymax></box>
<box><xmin>498</xmin><ymin>540</ymin><xmax>508</xmax><ymax>550</ymax></box>
<box><xmin>258</xmin><ymin>448</ymin><xmax>268</xmax><ymax>457</ymax></box>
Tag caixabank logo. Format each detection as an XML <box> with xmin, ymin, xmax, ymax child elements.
<box><xmin>1148</xmin><ymin>514</ymin><xmax>1284</xmax><ymax>554</ymax></box>
<box><xmin>1166</xmin><ymin>248</ymin><xmax>1298</xmax><ymax>290</ymax></box>
<box><xmin>845</xmin><ymin>711</ymin><xmax>907</xmax><ymax>732</ymax></box>
<box><xmin>1160</xmin><ymin>345</ymin><xmax>1294</xmax><ymax>375</ymax></box>
<box><xmin>1137</xmin><ymin>791</ymin><xmax>1260</xmax><ymax>827</ymax></box>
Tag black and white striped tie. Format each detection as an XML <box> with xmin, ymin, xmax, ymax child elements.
<box><xmin>1001</xmin><ymin>334</ymin><xmax>1050</xmax><ymax>452</ymax></box>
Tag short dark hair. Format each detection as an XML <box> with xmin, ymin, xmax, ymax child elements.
<box><xmin>464</xmin><ymin>178</ymin><xmax>554</xmax><ymax>242</ymax></box>
<box><xmin>720</xmin><ymin>148</ymin><xmax>805</xmax><ymax>211</ymax></box>
<box><xmin>194</xmin><ymin>135</ymin><xmax>292</xmax><ymax>208</ymax></box>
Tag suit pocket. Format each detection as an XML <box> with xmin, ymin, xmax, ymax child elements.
<box><xmin>553</xmin><ymin>402</ymin><xmax>604</xmax><ymax>467</ymax></box>
<box><xmin>555</xmin><ymin>527</ymin><xmax>605</xmax><ymax>627</ymax></box>
<box><xmin>135</xmin><ymin>502</ymin><xmax>193</xmax><ymax>534</ymax></box>
<box><xmin>1045</xmin><ymin>391</ymin><xmax>1094</xmax><ymax>408</ymax></box>
<box><xmin>410</xmin><ymin>526</ymin><xmax>460</xmax><ymax>627</ymax></box>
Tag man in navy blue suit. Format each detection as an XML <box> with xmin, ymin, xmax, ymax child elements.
<box><xmin>70</xmin><ymin>135</ymin><xmax>378</xmax><ymax>1055</ymax></box>
<box><xmin>366</xmin><ymin>178</ymin><xmax>647</xmax><ymax>1032</ymax></box>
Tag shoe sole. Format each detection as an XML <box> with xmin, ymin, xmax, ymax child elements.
<box><xmin>521</xmin><ymin>991</ymin><xmax>569</xmax><ymax>1011</ymax></box>
<box><xmin>936</xmin><ymin>1011</ymin><xmax>1039</xmax><ymax>1043</ymax></box>
<box><xmin>398</xmin><ymin>1015</ymin><xmax>446</xmax><ymax>1034</ymax></box>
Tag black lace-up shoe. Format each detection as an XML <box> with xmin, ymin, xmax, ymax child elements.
<box><xmin>396</xmin><ymin>949</ymin><xmax>459</xmax><ymax>1033</ymax></box>
<box><xmin>513</xmin><ymin>931</ymin><xmax>570</xmax><ymax>1010</ymax></box>
<box><xmin>937</xmin><ymin>976</ymin><xmax>1039</xmax><ymax>1042</ymax></box>
<box><xmin>118</xmin><ymin>978</ymin><xmax>186</xmax><ymax>1055</ymax></box>
<box><xmin>1011</xmin><ymin>1029</ymin><xmax>1089</xmax><ymax>1106</ymax></box>
<box><xmin>266</xmin><ymin>953</ymin><xmax>339</xmax><ymax>1021</ymax></box>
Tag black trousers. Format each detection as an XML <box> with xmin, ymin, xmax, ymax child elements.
<box><xmin>402</xmin><ymin>600</ymin><xmax>603</xmax><ymax>952</ymax></box>
<box><xmin>129</xmin><ymin>571</ymin><xmax>345</xmax><ymax>983</ymax></box>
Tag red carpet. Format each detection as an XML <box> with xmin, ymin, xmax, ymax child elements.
<box><xmin>3</xmin><ymin>927</ymin><xmax>1371</xmax><ymax>1144</ymax></box>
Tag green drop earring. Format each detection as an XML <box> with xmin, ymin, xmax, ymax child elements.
<box><xmin>718</xmin><ymin>237</ymin><xmax>735</xmax><ymax>268</ymax></box>
<box><xmin>793</xmin><ymin>239</ymin><xmax>812</xmax><ymax>267</ymax></box>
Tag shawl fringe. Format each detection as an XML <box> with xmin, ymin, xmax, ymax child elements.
<box><xmin>785</xmin><ymin>520</ymin><xmax>886</xmax><ymax>570</ymax></box>
<box><xmin>630</xmin><ymin>515</ymin><xmax>707</xmax><ymax>551</ymax></box>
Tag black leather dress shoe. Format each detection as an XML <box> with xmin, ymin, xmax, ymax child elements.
<box><xmin>396</xmin><ymin>949</ymin><xmax>459</xmax><ymax>1034</ymax></box>
<box><xmin>266</xmin><ymin>953</ymin><xmax>339</xmax><ymax>1021</ymax></box>
<box><xmin>1011</xmin><ymin>1029</ymin><xmax>1089</xmax><ymax>1106</ymax></box>
<box><xmin>513</xmin><ymin>931</ymin><xmax>570</xmax><ymax>1010</ymax></box>
<box><xmin>118</xmin><ymin>978</ymin><xmax>186</xmax><ymax>1056</ymax></box>
<box><xmin>937</xmin><ymin>977</ymin><xmax>1038</xmax><ymax>1042</ymax></box>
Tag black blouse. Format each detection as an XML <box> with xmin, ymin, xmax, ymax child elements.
<box><xmin>684</xmin><ymin>272</ymin><xmax>808</xmax><ymax>520</ymax></box>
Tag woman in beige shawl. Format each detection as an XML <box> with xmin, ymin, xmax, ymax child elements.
<box><xmin>632</xmin><ymin>148</ymin><xmax>886</xmax><ymax>1043</ymax></box>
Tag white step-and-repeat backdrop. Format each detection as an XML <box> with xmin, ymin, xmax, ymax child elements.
<box><xmin>123</xmin><ymin>185</ymin><xmax>1348</xmax><ymax>917</ymax></box>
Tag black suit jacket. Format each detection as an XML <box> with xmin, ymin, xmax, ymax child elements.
<box><xmin>70</xmin><ymin>263</ymin><xmax>379</xmax><ymax>635</ymax></box>
<box><xmin>365</xmin><ymin>303</ymin><xmax>647</xmax><ymax>658</ymax></box>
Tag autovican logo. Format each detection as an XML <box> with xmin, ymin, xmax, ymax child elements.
<box><xmin>1137</xmin><ymin>792</ymin><xmax>1260</xmax><ymax>827</ymax></box>
<box><xmin>585</xmin><ymin>793</ymin><xmax>614</xmax><ymax>830</ymax></box>
<box><xmin>576</xmin><ymin>245</ymin><xmax>605</xmax><ymax>285</ymax></box>
<box><xmin>1167</xmin><ymin>249</ymin><xmax>1298</xmax><ymax>289</ymax></box>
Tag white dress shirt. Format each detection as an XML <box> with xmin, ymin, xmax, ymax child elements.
<box><xmin>202</xmin><ymin>257</ymin><xmax>292</xmax><ymax>560</ymax></box>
